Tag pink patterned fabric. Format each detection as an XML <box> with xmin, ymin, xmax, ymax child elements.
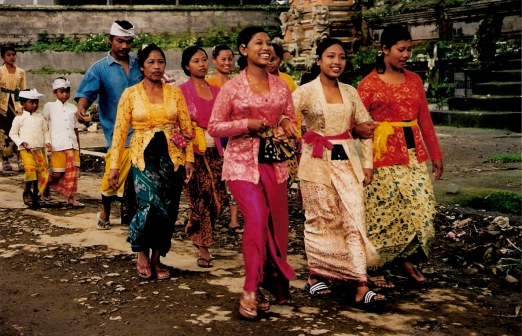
<box><xmin>208</xmin><ymin>70</ymin><xmax>296</xmax><ymax>184</ymax></box>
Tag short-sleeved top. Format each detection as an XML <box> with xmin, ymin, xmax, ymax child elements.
<box><xmin>208</xmin><ymin>70</ymin><xmax>296</xmax><ymax>184</ymax></box>
<box><xmin>74</xmin><ymin>53</ymin><xmax>143</xmax><ymax>148</ymax></box>
<box><xmin>42</xmin><ymin>100</ymin><xmax>80</xmax><ymax>151</ymax></box>
<box><xmin>357</xmin><ymin>69</ymin><xmax>443</xmax><ymax>168</ymax></box>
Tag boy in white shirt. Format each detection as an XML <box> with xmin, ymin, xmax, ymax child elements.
<box><xmin>9</xmin><ymin>88</ymin><xmax>51</xmax><ymax>208</ymax></box>
<box><xmin>42</xmin><ymin>77</ymin><xmax>83</xmax><ymax>207</ymax></box>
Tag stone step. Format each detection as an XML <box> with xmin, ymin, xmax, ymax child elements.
<box><xmin>473</xmin><ymin>82</ymin><xmax>522</xmax><ymax>95</ymax></box>
<box><xmin>501</xmin><ymin>59</ymin><xmax>522</xmax><ymax>71</ymax></box>
<box><xmin>431</xmin><ymin>109</ymin><xmax>522</xmax><ymax>132</ymax></box>
<box><xmin>470</xmin><ymin>69</ymin><xmax>521</xmax><ymax>83</ymax></box>
<box><xmin>448</xmin><ymin>95</ymin><xmax>522</xmax><ymax>112</ymax></box>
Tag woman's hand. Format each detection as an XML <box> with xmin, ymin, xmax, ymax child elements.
<box><xmin>108</xmin><ymin>168</ymin><xmax>120</xmax><ymax>191</ymax></box>
<box><xmin>363</xmin><ymin>168</ymin><xmax>373</xmax><ymax>187</ymax></box>
<box><xmin>432</xmin><ymin>160</ymin><xmax>443</xmax><ymax>180</ymax></box>
<box><xmin>247</xmin><ymin>118</ymin><xmax>267</xmax><ymax>133</ymax></box>
<box><xmin>280</xmin><ymin>118</ymin><xmax>298</xmax><ymax>139</ymax></box>
<box><xmin>184</xmin><ymin>162</ymin><xmax>194</xmax><ymax>183</ymax></box>
<box><xmin>353</xmin><ymin>121</ymin><xmax>377</xmax><ymax>139</ymax></box>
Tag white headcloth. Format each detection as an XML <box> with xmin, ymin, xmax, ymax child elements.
<box><xmin>19</xmin><ymin>89</ymin><xmax>44</xmax><ymax>100</ymax></box>
<box><xmin>51</xmin><ymin>77</ymin><xmax>71</xmax><ymax>90</ymax></box>
<box><xmin>109</xmin><ymin>22</ymin><xmax>135</xmax><ymax>37</ymax></box>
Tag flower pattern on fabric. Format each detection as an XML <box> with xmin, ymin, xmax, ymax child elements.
<box><xmin>110</xmin><ymin>82</ymin><xmax>194</xmax><ymax>171</ymax></box>
<box><xmin>365</xmin><ymin>150</ymin><xmax>436</xmax><ymax>268</ymax></box>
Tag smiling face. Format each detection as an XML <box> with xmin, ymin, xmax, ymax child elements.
<box><xmin>186</xmin><ymin>50</ymin><xmax>209</xmax><ymax>79</ymax></box>
<box><xmin>383</xmin><ymin>39</ymin><xmax>413</xmax><ymax>71</ymax></box>
<box><xmin>213</xmin><ymin>49</ymin><xmax>234</xmax><ymax>75</ymax></box>
<box><xmin>109</xmin><ymin>36</ymin><xmax>134</xmax><ymax>61</ymax></box>
<box><xmin>316</xmin><ymin>43</ymin><xmax>346</xmax><ymax>79</ymax></box>
<box><xmin>140</xmin><ymin>50</ymin><xmax>166</xmax><ymax>83</ymax></box>
<box><xmin>240</xmin><ymin>32</ymin><xmax>273</xmax><ymax>68</ymax></box>
<box><xmin>54</xmin><ymin>87</ymin><xmax>71</xmax><ymax>104</ymax></box>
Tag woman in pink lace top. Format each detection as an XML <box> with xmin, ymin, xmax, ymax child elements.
<box><xmin>208</xmin><ymin>26</ymin><xmax>298</xmax><ymax>320</ymax></box>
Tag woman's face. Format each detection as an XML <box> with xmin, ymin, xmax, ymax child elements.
<box><xmin>213</xmin><ymin>49</ymin><xmax>234</xmax><ymax>75</ymax></box>
<box><xmin>317</xmin><ymin>43</ymin><xmax>346</xmax><ymax>79</ymax></box>
<box><xmin>2</xmin><ymin>50</ymin><xmax>16</xmax><ymax>66</ymax></box>
<box><xmin>186</xmin><ymin>50</ymin><xmax>209</xmax><ymax>78</ymax></box>
<box><xmin>383</xmin><ymin>39</ymin><xmax>413</xmax><ymax>70</ymax></box>
<box><xmin>266</xmin><ymin>53</ymin><xmax>282</xmax><ymax>75</ymax></box>
<box><xmin>141</xmin><ymin>50</ymin><xmax>166</xmax><ymax>82</ymax></box>
<box><xmin>241</xmin><ymin>32</ymin><xmax>273</xmax><ymax>67</ymax></box>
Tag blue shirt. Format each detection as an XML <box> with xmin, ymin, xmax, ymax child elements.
<box><xmin>75</xmin><ymin>52</ymin><xmax>143</xmax><ymax>148</ymax></box>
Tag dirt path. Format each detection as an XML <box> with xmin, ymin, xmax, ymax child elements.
<box><xmin>0</xmin><ymin>126</ymin><xmax>520</xmax><ymax>336</ymax></box>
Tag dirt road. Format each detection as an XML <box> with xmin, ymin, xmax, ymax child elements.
<box><xmin>0</xmin><ymin>126</ymin><xmax>520</xmax><ymax>336</ymax></box>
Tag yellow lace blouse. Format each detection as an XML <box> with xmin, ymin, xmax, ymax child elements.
<box><xmin>110</xmin><ymin>82</ymin><xmax>194</xmax><ymax>171</ymax></box>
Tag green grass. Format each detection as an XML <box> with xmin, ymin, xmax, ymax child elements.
<box><xmin>440</xmin><ymin>188</ymin><xmax>522</xmax><ymax>215</ymax></box>
<box><xmin>489</xmin><ymin>153</ymin><xmax>522</xmax><ymax>163</ymax></box>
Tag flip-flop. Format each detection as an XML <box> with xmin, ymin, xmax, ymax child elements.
<box><xmin>154</xmin><ymin>265</ymin><xmax>171</xmax><ymax>280</ymax></box>
<box><xmin>227</xmin><ymin>225</ymin><xmax>244</xmax><ymax>235</ymax></box>
<box><xmin>304</xmin><ymin>281</ymin><xmax>331</xmax><ymax>297</ymax></box>
<box><xmin>197</xmin><ymin>257</ymin><xmax>214</xmax><ymax>268</ymax></box>
<box><xmin>136</xmin><ymin>261</ymin><xmax>152</xmax><ymax>279</ymax></box>
<box><xmin>67</xmin><ymin>199</ymin><xmax>85</xmax><ymax>208</ymax></box>
<box><xmin>354</xmin><ymin>290</ymin><xmax>387</xmax><ymax>311</ymax></box>
<box><xmin>96</xmin><ymin>211</ymin><xmax>111</xmax><ymax>230</ymax></box>
<box><xmin>368</xmin><ymin>275</ymin><xmax>395</xmax><ymax>289</ymax></box>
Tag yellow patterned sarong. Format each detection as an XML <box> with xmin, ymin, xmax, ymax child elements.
<box><xmin>19</xmin><ymin>148</ymin><xmax>48</xmax><ymax>194</ymax></box>
<box><xmin>100</xmin><ymin>147</ymin><xmax>132</xmax><ymax>198</ymax></box>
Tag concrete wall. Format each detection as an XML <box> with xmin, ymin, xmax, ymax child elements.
<box><xmin>0</xmin><ymin>5</ymin><xmax>282</xmax><ymax>45</ymax></box>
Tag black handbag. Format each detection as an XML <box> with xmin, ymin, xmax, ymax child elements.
<box><xmin>257</xmin><ymin>128</ymin><xmax>296</xmax><ymax>164</ymax></box>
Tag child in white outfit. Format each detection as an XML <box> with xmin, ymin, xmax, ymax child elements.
<box><xmin>42</xmin><ymin>77</ymin><xmax>83</xmax><ymax>207</ymax></box>
<box><xmin>9</xmin><ymin>88</ymin><xmax>51</xmax><ymax>208</ymax></box>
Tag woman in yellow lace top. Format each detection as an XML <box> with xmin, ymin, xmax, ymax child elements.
<box><xmin>108</xmin><ymin>44</ymin><xmax>194</xmax><ymax>280</ymax></box>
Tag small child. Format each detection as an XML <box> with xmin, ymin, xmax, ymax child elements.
<box><xmin>0</xmin><ymin>45</ymin><xmax>26</xmax><ymax>172</ymax></box>
<box><xmin>9</xmin><ymin>89</ymin><xmax>50</xmax><ymax>208</ymax></box>
<box><xmin>42</xmin><ymin>77</ymin><xmax>83</xmax><ymax>207</ymax></box>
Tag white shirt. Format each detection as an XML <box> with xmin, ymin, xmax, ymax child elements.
<box><xmin>9</xmin><ymin>110</ymin><xmax>51</xmax><ymax>149</ymax></box>
<box><xmin>42</xmin><ymin>100</ymin><xmax>80</xmax><ymax>151</ymax></box>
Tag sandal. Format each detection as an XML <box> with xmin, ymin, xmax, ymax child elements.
<box><xmin>368</xmin><ymin>275</ymin><xmax>395</xmax><ymax>289</ymax></box>
<box><xmin>96</xmin><ymin>211</ymin><xmax>111</xmax><ymax>230</ymax></box>
<box><xmin>239</xmin><ymin>291</ymin><xmax>257</xmax><ymax>320</ymax></box>
<box><xmin>3</xmin><ymin>160</ymin><xmax>12</xmax><ymax>172</ymax></box>
<box><xmin>256</xmin><ymin>290</ymin><xmax>270</xmax><ymax>312</ymax></box>
<box><xmin>354</xmin><ymin>289</ymin><xmax>387</xmax><ymax>311</ymax></box>
<box><xmin>136</xmin><ymin>261</ymin><xmax>152</xmax><ymax>279</ymax></box>
<box><xmin>227</xmin><ymin>225</ymin><xmax>244</xmax><ymax>235</ymax></box>
<box><xmin>67</xmin><ymin>199</ymin><xmax>85</xmax><ymax>208</ymax></box>
<box><xmin>23</xmin><ymin>191</ymin><xmax>33</xmax><ymax>206</ymax></box>
<box><xmin>197</xmin><ymin>257</ymin><xmax>214</xmax><ymax>268</ymax></box>
<box><xmin>304</xmin><ymin>281</ymin><xmax>331</xmax><ymax>297</ymax></box>
<box><xmin>402</xmin><ymin>261</ymin><xmax>426</xmax><ymax>284</ymax></box>
<box><xmin>153</xmin><ymin>264</ymin><xmax>171</xmax><ymax>280</ymax></box>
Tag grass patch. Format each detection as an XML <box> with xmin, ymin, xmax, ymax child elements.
<box><xmin>489</xmin><ymin>153</ymin><xmax>522</xmax><ymax>163</ymax></box>
<box><xmin>442</xmin><ymin>188</ymin><xmax>522</xmax><ymax>215</ymax></box>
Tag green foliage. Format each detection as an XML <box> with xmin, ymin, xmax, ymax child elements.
<box><xmin>28</xmin><ymin>66</ymin><xmax>80</xmax><ymax>75</ymax></box>
<box><xmin>489</xmin><ymin>153</ymin><xmax>522</xmax><ymax>163</ymax></box>
<box><xmin>462</xmin><ymin>191</ymin><xmax>521</xmax><ymax>215</ymax></box>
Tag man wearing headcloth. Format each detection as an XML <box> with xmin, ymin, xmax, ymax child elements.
<box><xmin>75</xmin><ymin>20</ymin><xmax>143</xmax><ymax>230</ymax></box>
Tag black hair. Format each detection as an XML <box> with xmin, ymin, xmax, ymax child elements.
<box><xmin>375</xmin><ymin>24</ymin><xmax>412</xmax><ymax>74</ymax></box>
<box><xmin>137</xmin><ymin>43</ymin><xmax>166</xmax><ymax>68</ymax></box>
<box><xmin>212</xmin><ymin>44</ymin><xmax>234</xmax><ymax>59</ymax></box>
<box><xmin>181</xmin><ymin>46</ymin><xmax>208</xmax><ymax>76</ymax></box>
<box><xmin>1</xmin><ymin>45</ymin><xmax>16</xmax><ymax>57</ymax></box>
<box><xmin>272</xmin><ymin>43</ymin><xmax>284</xmax><ymax>59</ymax></box>
<box><xmin>236</xmin><ymin>26</ymin><xmax>267</xmax><ymax>70</ymax></box>
<box><xmin>304</xmin><ymin>38</ymin><xmax>346</xmax><ymax>82</ymax></box>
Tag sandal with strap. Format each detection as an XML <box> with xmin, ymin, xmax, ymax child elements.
<box><xmin>136</xmin><ymin>261</ymin><xmax>152</xmax><ymax>280</ymax></box>
<box><xmin>354</xmin><ymin>289</ymin><xmax>387</xmax><ymax>310</ymax></box>
<box><xmin>304</xmin><ymin>281</ymin><xmax>331</xmax><ymax>297</ymax></box>
<box><xmin>239</xmin><ymin>291</ymin><xmax>258</xmax><ymax>320</ymax></box>
<box><xmin>368</xmin><ymin>275</ymin><xmax>395</xmax><ymax>289</ymax></box>
<box><xmin>227</xmin><ymin>225</ymin><xmax>244</xmax><ymax>235</ymax></box>
<box><xmin>96</xmin><ymin>211</ymin><xmax>111</xmax><ymax>230</ymax></box>
<box><xmin>256</xmin><ymin>290</ymin><xmax>270</xmax><ymax>312</ymax></box>
<box><xmin>153</xmin><ymin>264</ymin><xmax>171</xmax><ymax>280</ymax></box>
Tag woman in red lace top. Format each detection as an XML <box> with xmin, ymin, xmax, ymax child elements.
<box><xmin>357</xmin><ymin>24</ymin><xmax>443</xmax><ymax>288</ymax></box>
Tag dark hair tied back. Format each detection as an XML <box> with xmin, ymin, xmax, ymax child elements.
<box><xmin>137</xmin><ymin>43</ymin><xmax>166</xmax><ymax>68</ymax></box>
<box><xmin>375</xmin><ymin>24</ymin><xmax>412</xmax><ymax>74</ymax></box>
<box><xmin>181</xmin><ymin>46</ymin><xmax>207</xmax><ymax>76</ymax></box>
<box><xmin>212</xmin><ymin>45</ymin><xmax>234</xmax><ymax>59</ymax></box>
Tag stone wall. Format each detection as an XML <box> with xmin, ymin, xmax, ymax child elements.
<box><xmin>0</xmin><ymin>5</ymin><xmax>282</xmax><ymax>45</ymax></box>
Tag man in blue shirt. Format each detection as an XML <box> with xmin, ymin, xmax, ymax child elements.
<box><xmin>75</xmin><ymin>20</ymin><xmax>143</xmax><ymax>230</ymax></box>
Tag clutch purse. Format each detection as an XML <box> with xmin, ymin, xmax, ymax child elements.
<box><xmin>257</xmin><ymin>128</ymin><xmax>296</xmax><ymax>164</ymax></box>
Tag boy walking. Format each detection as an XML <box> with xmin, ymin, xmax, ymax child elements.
<box><xmin>43</xmin><ymin>77</ymin><xmax>83</xmax><ymax>207</ymax></box>
<box><xmin>9</xmin><ymin>89</ymin><xmax>50</xmax><ymax>208</ymax></box>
